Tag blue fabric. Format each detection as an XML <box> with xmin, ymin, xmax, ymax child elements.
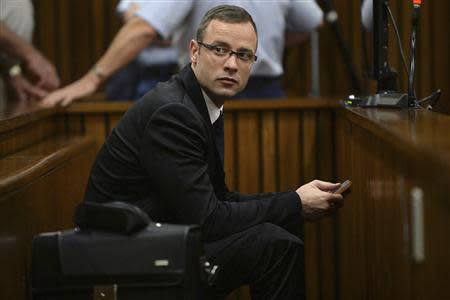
<box><xmin>106</xmin><ymin>60</ymin><xmax>177</xmax><ymax>101</ymax></box>
<box><xmin>233</xmin><ymin>77</ymin><xmax>286</xmax><ymax>99</ymax></box>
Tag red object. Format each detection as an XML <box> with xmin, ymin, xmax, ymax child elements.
<box><xmin>413</xmin><ymin>0</ymin><xmax>422</xmax><ymax>5</ymax></box>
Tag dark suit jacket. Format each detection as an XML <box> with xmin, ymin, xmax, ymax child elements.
<box><xmin>84</xmin><ymin>65</ymin><xmax>302</xmax><ymax>242</ymax></box>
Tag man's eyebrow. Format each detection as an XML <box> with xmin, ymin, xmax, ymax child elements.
<box><xmin>236</xmin><ymin>47</ymin><xmax>254</xmax><ymax>53</ymax></box>
<box><xmin>210</xmin><ymin>41</ymin><xmax>254</xmax><ymax>53</ymax></box>
<box><xmin>210</xmin><ymin>41</ymin><xmax>230</xmax><ymax>47</ymax></box>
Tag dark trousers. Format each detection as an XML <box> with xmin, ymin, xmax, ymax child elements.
<box><xmin>204</xmin><ymin>222</ymin><xmax>305</xmax><ymax>300</ymax></box>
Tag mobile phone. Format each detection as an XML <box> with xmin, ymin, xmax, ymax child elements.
<box><xmin>333</xmin><ymin>180</ymin><xmax>352</xmax><ymax>194</ymax></box>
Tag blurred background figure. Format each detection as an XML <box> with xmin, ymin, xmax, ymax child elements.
<box><xmin>42</xmin><ymin>0</ymin><xmax>323</xmax><ymax>107</ymax></box>
<box><xmin>361</xmin><ymin>0</ymin><xmax>373</xmax><ymax>31</ymax></box>
<box><xmin>105</xmin><ymin>1</ymin><xmax>178</xmax><ymax>101</ymax></box>
<box><xmin>0</xmin><ymin>0</ymin><xmax>60</xmax><ymax>111</ymax></box>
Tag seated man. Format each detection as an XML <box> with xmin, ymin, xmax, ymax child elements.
<box><xmin>83</xmin><ymin>5</ymin><xmax>343</xmax><ymax>299</ymax></box>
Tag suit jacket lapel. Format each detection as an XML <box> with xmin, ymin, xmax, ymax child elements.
<box><xmin>178</xmin><ymin>65</ymin><xmax>226</xmax><ymax>198</ymax></box>
<box><xmin>178</xmin><ymin>65</ymin><xmax>210</xmax><ymax>123</ymax></box>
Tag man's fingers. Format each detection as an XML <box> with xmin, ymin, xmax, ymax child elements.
<box><xmin>327</xmin><ymin>193</ymin><xmax>344</xmax><ymax>209</ymax></box>
<box><xmin>313</xmin><ymin>180</ymin><xmax>341</xmax><ymax>191</ymax></box>
<box><xmin>61</xmin><ymin>96</ymin><xmax>75</xmax><ymax>107</ymax></box>
<box><xmin>27</xmin><ymin>85</ymin><xmax>48</xmax><ymax>99</ymax></box>
<box><xmin>41</xmin><ymin>91</ymin><xmax>65</xmax><ymax>107</ymax></box>
<box><xmin>36</xmin><ymin>71</ymin><xmax>60</xmax><ymax>91</ymax></box>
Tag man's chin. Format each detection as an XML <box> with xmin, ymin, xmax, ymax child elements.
<box><xmin>211</xmin><ymin>87</ymin><xmax>241</xmax><ymax>100</ymax></box>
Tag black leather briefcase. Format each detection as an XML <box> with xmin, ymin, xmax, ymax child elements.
<box><xmin>31</xmin><ymin>223</ymin><xmax>204</xmax><ymax>300</ymax></box>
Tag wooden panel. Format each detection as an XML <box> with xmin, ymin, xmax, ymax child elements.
<box><xmin>336</xmin><ymin>115</ymin><xmax>369</xmax><ymax>299</ymax></box>
<box><xmin>408</xmin><ymin>168</ymin><xmax>450</xmax><ymax>300</ymax></box>
<box><xmin>0</xmin><ymin>136</ymin><xmax>95</xmax><ymax>194</ymax></box>
<box><xmin>84</xmin><ymin>114</ymin><xmax>107</xmax><ymax>151</ymax></box>
<box><xmin>261</xmin><ymin>111</ymin><xmax>277</xmax><ymax>192</ymax></box>
<box><xmin>236</xmin><ymin>111</ymin><xmax>260</xmax><ymax>193</ymax></box>
<box><xmin>0</xmin><ymin>137</ymin><xmax>97</xmax><ymax>300</ymax></box>
<box><xmin>429</xmin><ymin>1</ymin><xmax>450</xmax><ymax>114</ymax></box>
<box><xmin>92</xmin><ymin>0</ymin><xmax>106</xmax><ymax>59</ymax></box>
<box><xmin>33</xmin><ymin>0</ymin><xmax>57</xmax><ymax>65</ymax></box>
<box><xmin>302</xmin><ymin>110</ymin><xmax>320</xmax><ymax>300</ymax></box>
<box><xmin>64</xmin><ymin>113</ymin><xmax>84</xmax><ymax>136</ymax></box>
<box><xmin>316</xmin><ymin>109</ymin><xmax>338</xmax><ymax>300</ymax></box>
<box><xmin>0</xmin><ymin>109</ymin><xmax>61</xmax><ymax>157</ymax></box>
<box><xmin>278</xmin><ymin>111</ymin><xmax>301</xmax><ymax>191</ymax></box>
<box><xmin>71</xmin><ymin>0</ymin><xmax>93</xmax><ymax>79</ymax></box>
<box><xmin>336</xmin><ymin>107</ymin><xmax>450</xmax><ymax>299</ymax></box>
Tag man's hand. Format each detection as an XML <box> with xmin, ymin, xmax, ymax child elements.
<box><xmin>24</xmin><ymin>49</ymin><xmax>60</xmax><ymax>90</ymax></box>
<box><xmin>40</xmin><ymin>72</ymin><xmax>100</xmax><ymax>107</ymax></box>
<box><xmin>5</xmin><ymin>74</ymin><xmax>48</xmax><ymax>101</ymax></box>
<box><xmin>296</xmin><ymin>180</ymin><xmax>344</xmax><ymax>221</ymax></box>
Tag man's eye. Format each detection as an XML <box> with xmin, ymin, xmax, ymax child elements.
<box><xmin>213</xmin><ymin>47</ymin><xmax>228</xmax><ymax>55</ymax></box>
<box><xmin>237</xmin><ymin>52</ymin><xmax>252</xmax><ymax>61</ymax></box>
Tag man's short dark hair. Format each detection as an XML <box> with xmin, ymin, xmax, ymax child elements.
<box><xmin>196</xmin><ymin>5</ymin><xmax>258</xmax><ymax>43</ymax></box>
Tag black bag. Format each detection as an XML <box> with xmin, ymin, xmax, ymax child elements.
<box><xmin>31</xmin><ymin>202</ymin><xmax>206</xmax><ymax>300</ymax></box>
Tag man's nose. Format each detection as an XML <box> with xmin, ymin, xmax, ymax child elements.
<box><xmin>223</xmin><ymin>53</ymin><xmax>239</xmax><ymax>71</ymax></box>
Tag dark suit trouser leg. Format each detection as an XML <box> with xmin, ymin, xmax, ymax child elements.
<box><xmin>204</xmin><ymin>222</ymin><xmax>305</xmax><ymax>300</ymax></box>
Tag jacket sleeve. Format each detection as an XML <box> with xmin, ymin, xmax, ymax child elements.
<box><xmin>140</xmin><ymin>104</ymin><xmax>302</xmax><ymax>242</ymax></box>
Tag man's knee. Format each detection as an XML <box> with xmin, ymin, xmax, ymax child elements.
<box><xmin>250</xmin><ymin>222</ymin><xmax>304</xmax><ymax>249</ymax></box>
<box><xmin>246</xmin><ymin>222</ymin><xmax>304</xmax><ymax>273</ymax></box>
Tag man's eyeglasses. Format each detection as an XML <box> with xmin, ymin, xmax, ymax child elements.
<box><xmin>197</xmin><ymin>41</ymin><xmax>257</xmax><ymax>63</ymax></box>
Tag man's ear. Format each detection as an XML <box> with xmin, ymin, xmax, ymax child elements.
<box><xmin>189</xmin><ymin>40</ymin><xmax>199</xmax><ymax>64</ymax></box>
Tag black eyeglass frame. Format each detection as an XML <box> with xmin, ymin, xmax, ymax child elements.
<box><xmin>197</xmin><ymin>41</ymin><xmax>258</xmax><ymax>62</ymax></box>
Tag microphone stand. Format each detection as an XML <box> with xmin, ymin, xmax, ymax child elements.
<box><xmin>320</xmin><ymin>0</ymin><xmax>362</xmax><ymax>94</ymax></box>
<box><xmin>410</xmin><ymin>0</ymin><xmax>442</xmax><ymax>111</ymax></box>
<box><xmin>408</xmin><ymin>1</ymin><xmax>421</xmax><ymax>107</ymax></box>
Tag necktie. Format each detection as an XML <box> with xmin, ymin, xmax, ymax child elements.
<box><xmin>213</xmin><ymin>112</ymin><xmax>224</xmax><ymax>165</ymax></box>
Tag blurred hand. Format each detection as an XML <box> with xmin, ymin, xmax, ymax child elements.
<box><xmin>5</xmin><ymin>74</ymin><xmax>48</xmax><ymax>101</ymax></box>
<box><xmin>40</xmin><ymin>73</ymin><xmax>99</xmax><ymax>107</ymax></box>
<box><xmin>24</xmin><ymin>49</ymin><xmax>60</xmax><ymax>90</ymax></box>
<box><xmin>296</xmin><ymin>180</ymin><xmax>344</xmax><ymax>221</ymax></box>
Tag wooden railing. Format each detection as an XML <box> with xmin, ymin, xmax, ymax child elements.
<box><xmin>0</xmin><ymin>108</ymin><xmax>97</xmax><ymax>299</ymax></box>
<box><xmin>335</xmin><ymin>108</ymin><xmax>450</xmax><ymax>300</ymax></box>
<box><xmin>1</xmin><ymin>99</ymin><xmax>449</xmax><ymax>300</ymax></box>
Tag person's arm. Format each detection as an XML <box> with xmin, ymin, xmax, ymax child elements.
<box><xmin>226</xmin><ymin>181</ymin><xmax>343</xmax><ymax>221</ymax></box>
<box><xmin>0</xmin><ymin>22</ymin><xmax>33</xmax><ymax>61</ymax></box>
<box><xmin>140</xmin><ymin>103</ymin><xmax>343</xmax><ymax>242</ymax></box>
<box><xmin>0</xmin><ymin>21</ymin><xmax>60</xmax><ymax>91</ymax></box>
<box><xmin>41</xmin><ymin>16</ymin><xmax>158</xmax><ymax>107</ymax></box>
<box><xmin>284</xmin><ymin>0</ymin><xmax>324</xmax><ymax>47</ymax></box>
<box><xmin>5</xmin><ymin>72</ymin><xmax>48</xmax><ymax>101</ymax></box>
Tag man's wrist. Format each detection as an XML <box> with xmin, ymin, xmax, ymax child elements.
<box><xmin>90</xmin><ymin>65</ymin><xmax>106</xmax><ymax>82</ymax></box>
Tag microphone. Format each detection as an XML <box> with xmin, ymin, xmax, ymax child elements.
<box><xmin>408</xmin><ymin>0</ymin><xmax>422</xmax><ymax>107</ymax></box>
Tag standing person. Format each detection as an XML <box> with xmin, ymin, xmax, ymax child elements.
<box><xmin>42</xmin><ymin>0</ymin><xmax>323</xmax><ymax>107</ymax></box>
<box><xmin>83</xmin><ymin>5</ymin><xmax>344</xmax><ymax>299</ymax></box>
<box><xmin>105</xmin><ymin>1</ymin><xmax>178</xmax><ymax>101</ymax></box>
<box><xmin>0</xmin><ymin>0</ymin><xmax>59</xmax><ymax>110</ymax></box>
